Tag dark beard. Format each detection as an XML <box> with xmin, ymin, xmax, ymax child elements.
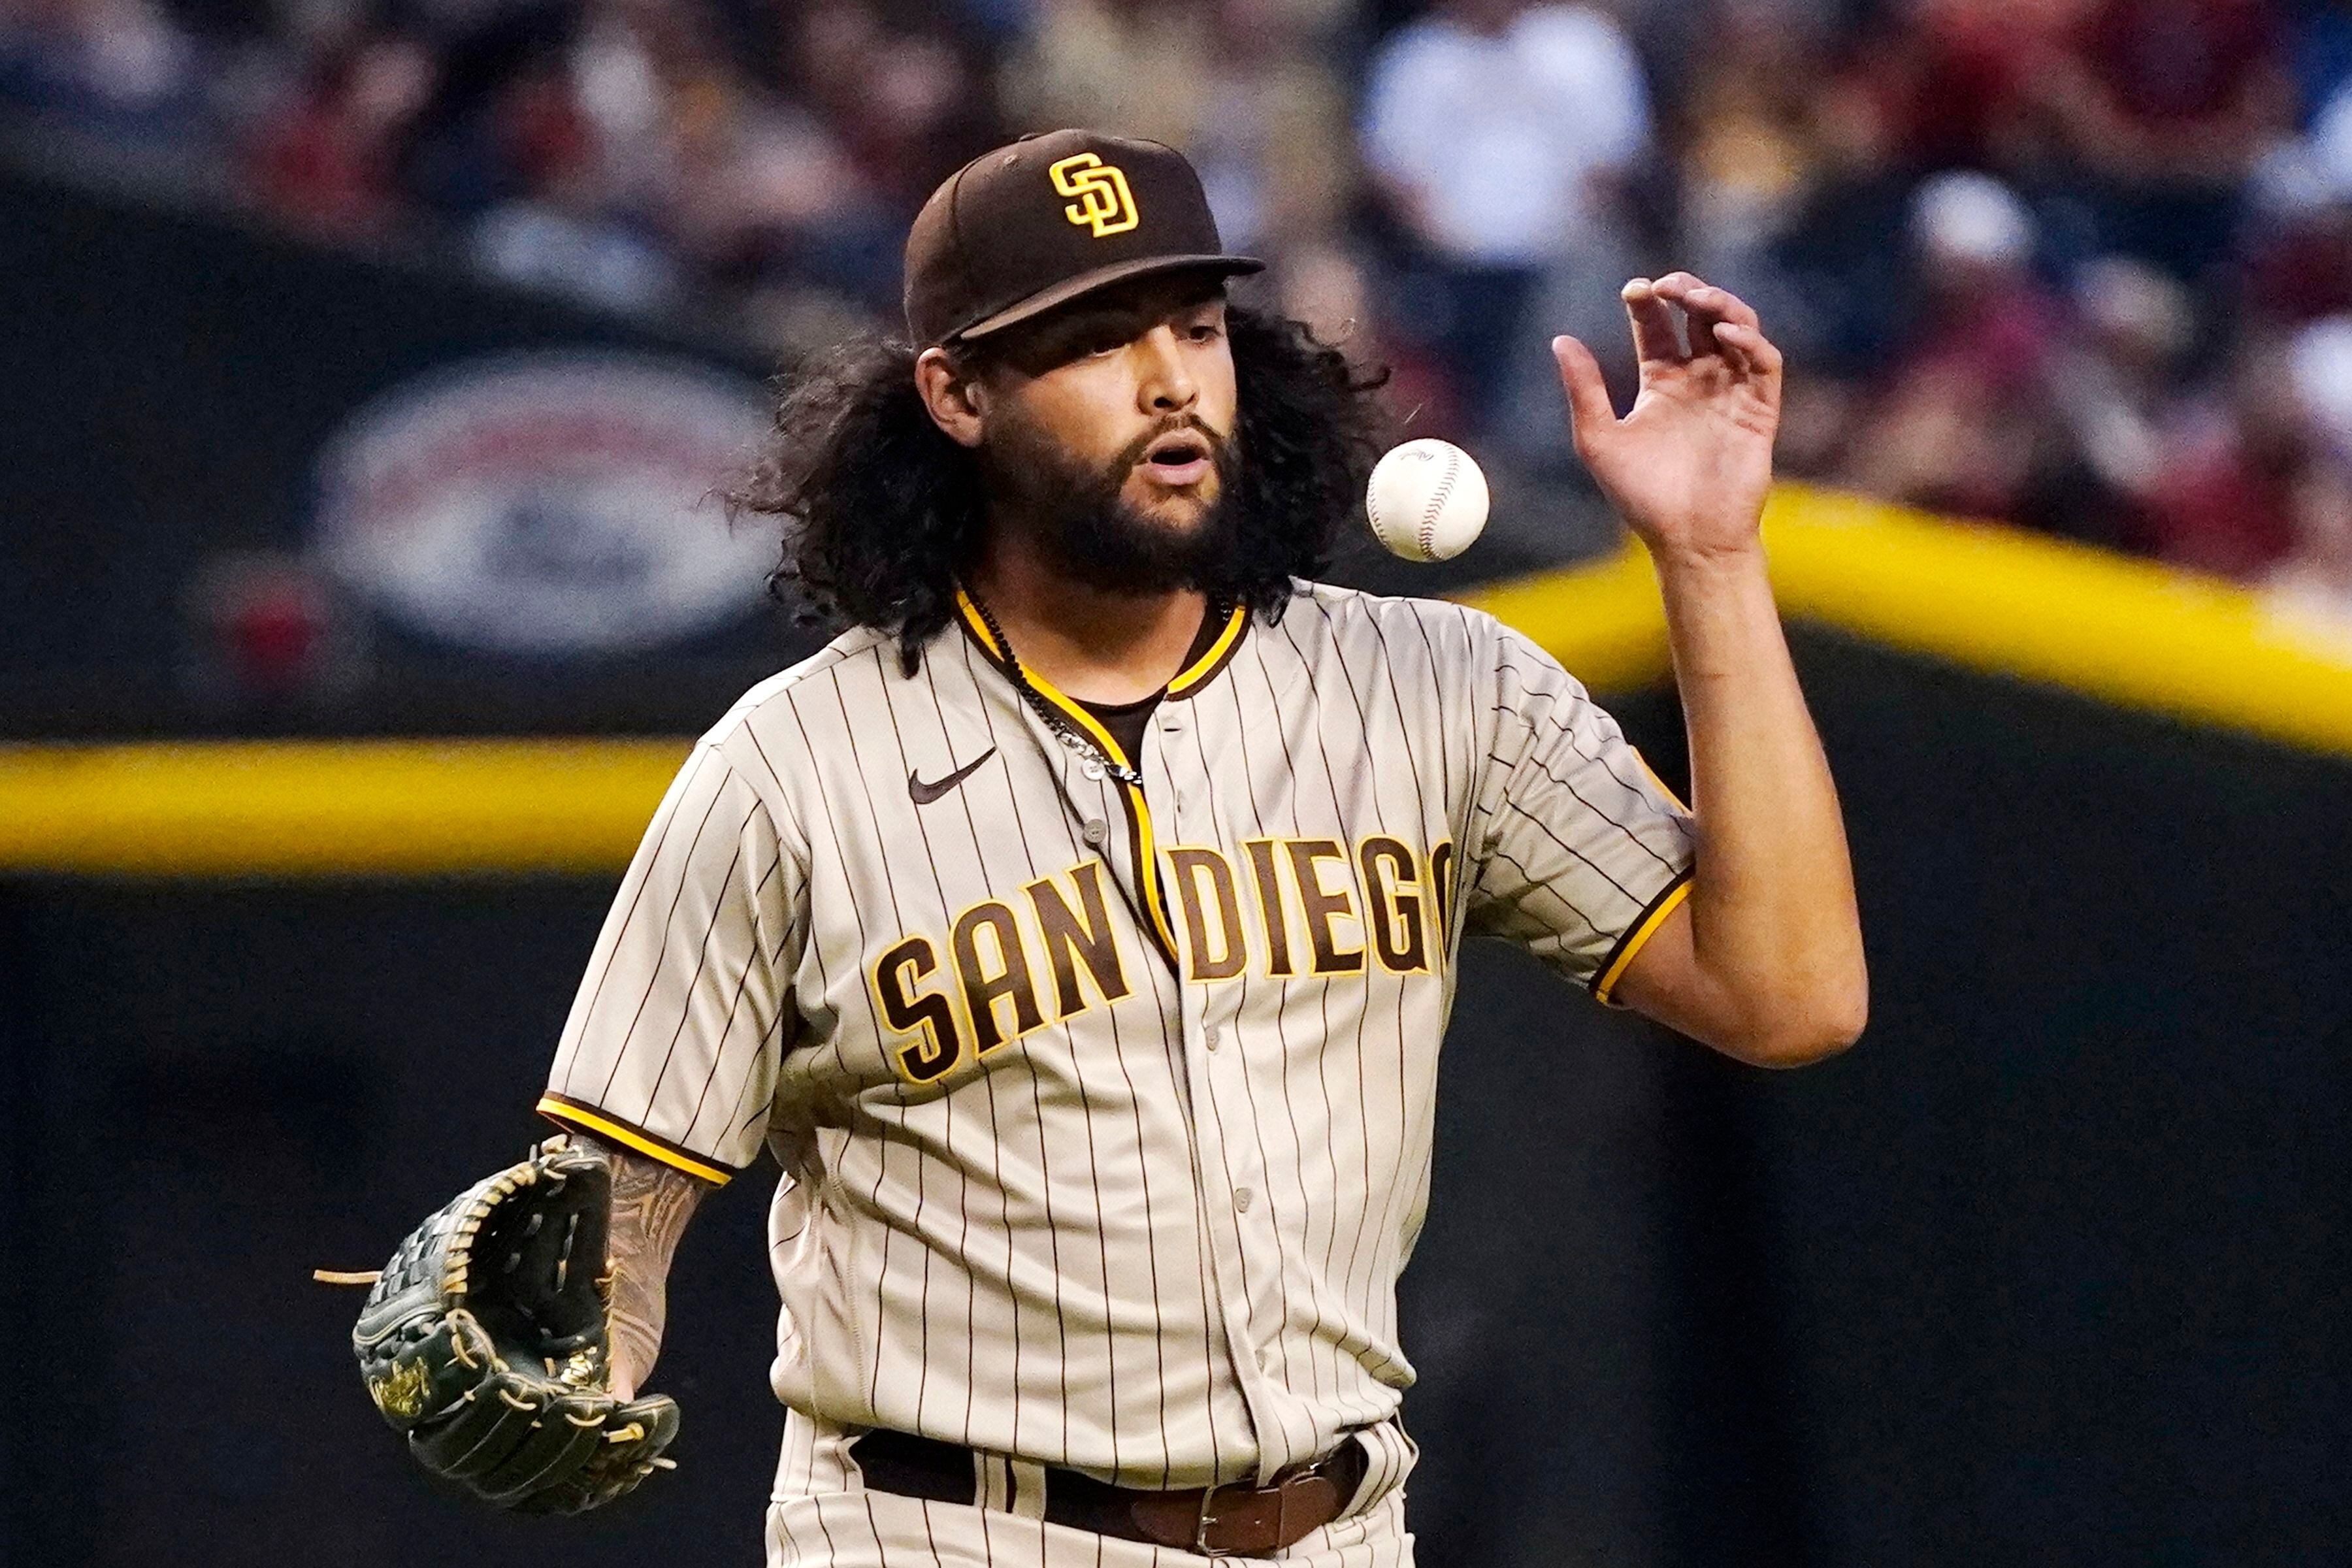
<box><xmin>981</xmin><ymin>416</ymin><xmax>1245</xmax><ymax>597</ymax></box>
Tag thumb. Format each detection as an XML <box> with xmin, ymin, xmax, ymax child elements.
<box><xmin>1552</xmin><ymin>335</ymin><xmax>1619</xmax><ymax>454</ymax></box>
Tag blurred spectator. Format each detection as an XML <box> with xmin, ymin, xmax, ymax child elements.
<box><xmin>243</xmin><ymin>29</ymin><xmax>436</xmax><ymax>237</ymax></box>
<box><xmin>461</xmin><ymin>0</ymin><xmax>679</xmax><ymax>310</ymax></box>
<box><xmin>1671</xmin><ymin>0</ymin><xmax>1842</xmax><ymax>306</ymax></box>
<box><xmin>390</xmin><ymin>0</ymin><xmax>580</xmax><ymax>220</ymax></box>
<box><xmin>2289</xmin><ymin>0</ymin><xmax>2352</xmax><ymax>121</ymax></box>
<box><xmin>1002</xmin><ymin>0</ymin><xmax>1353</xmax><ymax>257</ymax></box>
<box><xmin>2136</xmin><ymin>335</ymin><xmax>2307</xmax><ymax>576</ymax></box>
<box><xmin>2036</xmin><ymin>0</ymin><xmax>2298</xmax><ymax>280</ymax></box>
<box><xmin>0</xmin><ymin>0</ymin><xmax>203</xmax><ymax>138</ymax></box>
<box><xmin>1833</xmin><ymin>171</ymin><xmax>2073</xmax><ymax>525</ymax></box>
<box><xmin>19</xmin><ymin>0</ymin><xmax>2352</xmax><ymax>583</ymax></box>
<box><xmin>1838</xmin><ymin>0</ymin><xmax>2072</xmax><ymax>176</ymax></box>
<box><xmin>654</xmin><ymin>1</ymin><xmax>883</xmax><ymax>308</ymax></box>
<box><xmin>2045</xmin><ymin>253</ymin><xmax>2200</xmax><ymax>542</ymax></box>
<box><xmin>1362</xmin><ymin>0</ymin><xmax>1653</xmax><ymax>437</ymax></box>
<box><xmin>2261</xmin><ymin>314</ymin><xmax>2352</xmax><ymax>637</ymax></box>
<box><xmin>1002</xmin><ymin>0</ymin><xmax>1215</xmax><ymax>153</ymax></box>
<box><xmin>791</xmin><ymin>0</ymin><xmax>991</xmax><ymax>212</ymax></box>
<box><xmin>757</xmin><ymin>0</ymin><xmax>995</xmax><ymax>310</ymax></box>
<box><xmin>2238</xmin><ymin>83</ymin><xmax>2352</xmax><ymax>322</ymax></box>
<box><xmin>1184</xmin><ymin>0</ymin><xmax>1357</xmax><ymax>253</ymax></box>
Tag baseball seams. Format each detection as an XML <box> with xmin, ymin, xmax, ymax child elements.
<box><xmin>1418</xmin><ymin>449</ymin><xmax>1460</xmax><ymax>561</ymax></box>
<box><xmin>539</xmin><ymin>584</ymin><xmax>1696</xmax><ymax>1507</ymax></box>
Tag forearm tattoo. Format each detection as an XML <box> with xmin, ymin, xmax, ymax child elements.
<box><xmin>580</xmin><ymin>1135</ymin><xmax>705</xmax><ymax>1394</ymax></box>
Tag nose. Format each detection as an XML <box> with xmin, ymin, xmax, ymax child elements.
<box><xmin>1133</xmin><ymin>324</ymin><xmax>1198</xmax><ymax>415</ymax></box>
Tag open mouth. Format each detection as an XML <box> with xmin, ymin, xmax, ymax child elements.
<box><xmin>1139</xmin><ymin>432</ymin><xmax>1214</xmax><ymax>486</ymax></box>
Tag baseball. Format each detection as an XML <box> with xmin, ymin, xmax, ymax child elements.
<box><xmin>1365</xmin><ymin>439</ymin><xmax>1489</xmax><ymax>562</ymax></box>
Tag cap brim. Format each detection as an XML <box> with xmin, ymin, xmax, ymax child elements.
<box><xmin>951</xmin><ymin>253</ymin><xmax>1266</xmax><ymax>343</ymax></box>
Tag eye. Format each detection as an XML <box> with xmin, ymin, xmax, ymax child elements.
<box><xmin>1186</xmin><ymin>319</ymin><xmax>1223</xmax><ymax>343</ymax></box>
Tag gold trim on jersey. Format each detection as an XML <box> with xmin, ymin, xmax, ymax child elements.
<box><xmin>1016</xmin><ymin>660</ymin><xmax>1132</xmax><ymax>766</ymax></box>
<box><xmin>1166</xmin><ymin>605</ymin><xmax>1249</xmax><ymax>698</ymax></box>
<box><xmin>1633</xmin><ymin>749</ymin><xmax>1690</xmax><ymax>814</ymax></box>
<box><xmin>1591</xmin><ymin>872</ymin><xmax>1693</xmax><ymax>1007</ymax></box>
<box><xmin>534</xmin><ymin>1093</ymin><xmax>736</xmax><ymax>1185</ymax></box>
<box><xmin>955</xmin><ymin>589</ymin><xmax>1008</xmax><ymax>661</ymax></box>
<box><xmin>953</xmin><ymin>589</ymin><xmax>1190</xmax><ymax>968</ymax></box>
<box><xmin>980</xmin><ymin>646</ymin><xmax>1179</xmax><ymax>966</ymax></box>
<box><xmin>953</xmin><ymin>591</ymin><xmax>1247</xmax><ymax>703</ymax></box>
<box><xmin>1124</xmin><ymin>792</ymin><xmax>1181</xmax><ymax>968</ymax></box>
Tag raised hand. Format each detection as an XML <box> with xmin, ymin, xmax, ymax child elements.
<box><xmin>1552</xmin><ymin>273</ymin><xmax>1783</xmax><ymax>564</ymax></box>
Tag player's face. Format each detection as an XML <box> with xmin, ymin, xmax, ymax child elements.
<box><xmin>979</xmin><ymin>278</ymin><xmax>1239</xmax><ymax>542</ymax></box>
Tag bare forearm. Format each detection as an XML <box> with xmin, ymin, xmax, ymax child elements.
<box><xmin>1656</xmin><ymin>543</ymin><xmax>1866</xmax><ymax>1061</ymax></box>
<box><xmin>581</xmin><ymin>1135</ymin><xmax>706</xmax><ymax>1399</ymax></box>
<box><xmin>1552</xmin><ymin>272</ymin><xmax>1863</xmax><ymax>1062</ymax></box>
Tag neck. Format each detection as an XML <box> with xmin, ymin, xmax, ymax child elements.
<box><xmin>965</xmin><ymin>528</ymin><xmax>1209</xmax><ymax>705</ymax></box>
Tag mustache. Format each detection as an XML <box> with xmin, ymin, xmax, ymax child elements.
<box><xmin>1112</xmin><ymin>416</ymin><xmax>1231</xmax><ymax>471</ymax></box>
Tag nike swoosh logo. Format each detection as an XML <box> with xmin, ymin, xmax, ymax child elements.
<box><xmin>908</xmin><ymin>747</ymin><xmax>997</xmax><ymax>806</ymax></box>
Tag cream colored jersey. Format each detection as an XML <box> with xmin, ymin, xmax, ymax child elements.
<box><xmin>539</xmin><ymin>581</ymin><xmax>1695</xmax><ymax>1492</ymax></box>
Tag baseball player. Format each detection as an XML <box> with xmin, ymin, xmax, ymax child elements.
<box><xmin>348</xmin><ymin>129</ymin><xmax>1865</xmax><ymax>1565</ymax></box>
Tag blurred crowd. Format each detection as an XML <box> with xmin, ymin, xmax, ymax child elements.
<box><xmin>7</xmin><ymin>0</ymin><xmax>2352</xmax><ymax>624</ymax></box>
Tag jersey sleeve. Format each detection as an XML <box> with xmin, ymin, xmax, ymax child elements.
<box><xmin>1463</xmin><ymin>622</ymin><xmax>1697</xmax><ymax>1004</ymax></box>
<box><xmin>538</xmin><ymin>743</ymin><xmax>804</xmax><ymax>1183</ymax></box>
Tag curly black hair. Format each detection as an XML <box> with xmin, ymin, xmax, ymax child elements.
<box><xmin>728</xmin><ymin>305</ymin><xmax>1391</xmax><ymax>674</ymax></box>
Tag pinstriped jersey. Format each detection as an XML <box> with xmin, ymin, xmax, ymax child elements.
<box><xmin>538</xmin><ymin>581</ymin><xmax>1695</xmax><ymax>1490</ymax></box>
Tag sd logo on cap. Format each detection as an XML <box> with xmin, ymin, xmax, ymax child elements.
<box><xmin>1048</xmin><ymin>153</ymin><xmax>1139</xmax><ymax>238</ymax></box>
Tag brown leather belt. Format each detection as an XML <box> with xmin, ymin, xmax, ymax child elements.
<box><xmin>851</xmin><ymin>1427</ymin><xmax>1370</xmax><ymax>1558</ymax></box>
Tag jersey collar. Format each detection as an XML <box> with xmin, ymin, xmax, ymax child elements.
<box><xmin>951</xmin><ymin>590</ymin><xmax>1250</xmax><ymax>708</ymax></box>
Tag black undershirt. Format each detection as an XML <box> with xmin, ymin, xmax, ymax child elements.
<box><xmin>1073</xmin><ymin>604</ymin><xmax>1224</xmax><ymax>763</ymax></box>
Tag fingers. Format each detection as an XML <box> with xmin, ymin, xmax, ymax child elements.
<box><xmin>1551</xmin><ymin>335</ymin><xmax>1618</xmax><ymax>448</ymax></box>
<box><xmin>1651</xmin><ymin>272</ymin><xmax>1761</xmax><ymax>335</ymax></box>
<box><xmin>1712</xmin><ymin>321</ymin><xmax>1785</xmax><ymax>384</ymax></box>
<box><xmin>1620</xmin><ymin>278</ymin><xmax>1682</xmax><ymax>366</ymax></box>
<box><xmin>1616</xmin><ymin>273</ymin><xmax>1782</xmax><ymax>386</ymax></box>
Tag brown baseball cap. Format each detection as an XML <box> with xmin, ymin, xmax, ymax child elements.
<box><xmin>904</xmin><ymin>128</ymin><xmax>1263</xmax><ymax>347</ymax></box>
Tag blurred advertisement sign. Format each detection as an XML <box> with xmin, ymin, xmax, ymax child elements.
<box><xmin>312</xmin><ymin>352</ymin><xmax>776</xmax><ymax>655</ymax></box>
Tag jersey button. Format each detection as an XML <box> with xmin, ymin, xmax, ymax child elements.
<box><xmin>1082</xmin><ymin>819</ymin><xmax>1107</xmax><ymax>847</ymax></box>
<box><xmin>1203</xmin><ymin>1026</ymin><xmax>1222</xmax><ymax>1051</ymax></box>
<box><xmin>1234</xmin><ymin>1187</ymin><xmax>1254</xmax><ymax>1213</ymax></box>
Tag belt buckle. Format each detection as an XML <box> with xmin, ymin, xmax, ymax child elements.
<box><xmin>1194</xmin><ymin>1474</ymin><xmax>1302</xmax><ymax>1559</ymax></box>
<box><xmin>1193</xmin><ymin>1480</ymin><xmax>1236</xmax><ymax>1559</ymax></box>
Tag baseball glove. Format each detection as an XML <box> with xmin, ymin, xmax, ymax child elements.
<box><xmin>350</xmin><ymin>1136</ymin><xmax>680</xmax><ymax>1514</ymax></box>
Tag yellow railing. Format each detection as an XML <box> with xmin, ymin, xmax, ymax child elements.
<box><xmin>3</xmin><ymin>485</ymin><xmax>2347</xmax><ymax>875</ymax></box>
<box><xmin>1462</xmin><ymin>484</ymin><xmax>2352</xmax><ymax>758</ymax></box>
<box><xmin>0</xmin><ymin>739</ymin><xmax>689</xmax><ymax>875</ymax></box>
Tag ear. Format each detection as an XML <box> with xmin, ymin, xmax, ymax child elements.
<box><xmin>915</xmin><ymin>346</ymin><xmax>988</xmax><ymax>449</ymax></box>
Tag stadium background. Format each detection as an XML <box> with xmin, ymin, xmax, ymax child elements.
<box><xmin>4</xmin><ymin>1</ymin><xmax>2351</xmax><ymax>1563</ymax></box>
